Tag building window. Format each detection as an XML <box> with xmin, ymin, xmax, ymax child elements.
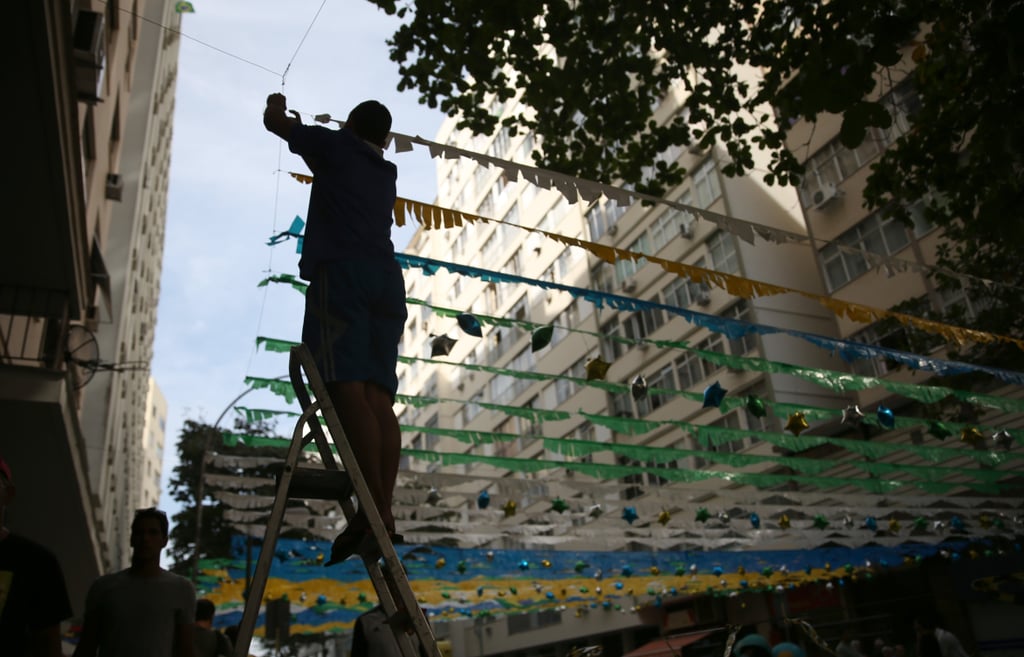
<box><xmin>723</xmin><ymin>301</ymin><xmax>757</xmax><ymax>354</ymax></box>
<box><xmin>709</xmin><ymin>412</ymin><xmax>746</xmax><ymax>453</ymax></box>
<box><xmin>692</xmin><ymin>159</ymin><xmax>722</xmax><ymax>208</ymax></box>
<box><xmin>819</xmin><ymin>212</ymin><xmax>917</xmax><ymax>291</ymax></box>
<box><xmin>674</xmin><ymin>352</ymin><xmax>703</xmax><ymax>390</ymax></box>
<box><xmin>585</xmin><ymin>199</ymin><xmax>627</xmax><ymax>241</ymax></box>
<box><xmin>707</xmin><ymin>231</ymin><xmax>740</xmax><ymax>274</ymax></box>
<box><xmin>599</xmin><ymin>319</ymin><xmax>626</xmax><ymax>362</ymax></box>
<box><xmin>799</xmin><ymin>134</ymin><xmax>883</xmax><ymax>207</ymax></box>
<box><xmin>696</xmin><ymin>334</ymin><xmax>725</xmax><ymax>379</ymax></box>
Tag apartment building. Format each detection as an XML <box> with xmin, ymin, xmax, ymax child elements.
<box><xmin>390</xmin><ymin>81</ymin><xmax>856</xmax><ymax>653</ymax></box>
<box><xmin>2</xmin><ymin>0</ymin><xmax>180</xmax><ymax>610</ymax></box>
<box><xmin>388</xmin><ymin>36</ymin><xmax>1024</xmax><ymax>651</ymax></box>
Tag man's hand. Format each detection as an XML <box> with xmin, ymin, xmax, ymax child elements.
<box><xmin>264</xmin><ymin>93</ymin><xmax>297</xmax><ymax>140</ymax></box>
<box><xmin>266</xmin><ymin>93</ymin><xmax>287</xmax><ymax>110</ymax></box>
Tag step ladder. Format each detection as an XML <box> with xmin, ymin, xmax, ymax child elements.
<box><xmin>234</xmin><ymin>344</ymin><xmax>441</xmax><ymax>657</ymax></box>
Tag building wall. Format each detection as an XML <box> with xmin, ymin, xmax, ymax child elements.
<box><xmin>78</xmin><ymin>0</ymin><xmax>180</xmax><ymax>571</ymax></box>
<box><xmin>140</xmin><ymin>377</ymin><xmax>168</xmax><ymax>509</ymax></box>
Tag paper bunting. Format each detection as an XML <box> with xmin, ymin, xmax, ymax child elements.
<box><xmin>630</xmin><ymin>374</ymin><xmax>649</xmax><ymax>401</ymax></box>
<box><xmin>585</xmin><ymin>357</ymin><xmax>611</xmax><ymax>381</ymax></box>
<box><xmin>876</xmin><ymin>406</ymin><xmax>896</xmax><ymax>429</ymax></box>
<box><xmin>745</xmin><ymin>394</ymin><xmax>767</xmax><ymax>418</ymax></box>
<box><xmin>842</xmin><ymin>404</ymin><xmax>865</xmax><ymax>425</ymax></box>
<box><xmin>531</xmin><ymin>325</ymin><xmax>554</xmax><ymax>351</ymax></box>
<box><xmin>456</xmin><ymin>313</ymin><xmax>483</xmax><ymax>337</ymax></box>
<box><xmin>702</xmin><ymin>382</ymin><xmax>727</xmax><ymax>408</ymax></box>
<box><xmin>392</xmin><ymin>253</ymin><xmax>1024</xmax><ymax>386</ymax></box>
<box><xmin>785</xmin><ymin>412</ymin><xmax>809</xmax><ymax>437</ymax></box>
<box><xmin>430</xmin><ymin>335</ymin><xmax>457</xmax><ymax>357</ymax></box>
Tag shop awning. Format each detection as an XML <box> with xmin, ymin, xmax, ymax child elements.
<box><xmin>623</xmin><ymin>631</ymin><xmax>714</xmax><ymax>657</ymax></box>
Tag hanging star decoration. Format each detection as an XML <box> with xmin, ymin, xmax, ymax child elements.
<box><xmin>927</xmin><ymin>420</ymin><xmax>953</xmax><ymax>440</ymax></box>
<box><xmin>978</xmin><ymin>514</ymin><xmax>993</xmax><ymax>529</ymax></box>
<box><xmin>588</xmin><ymin>504</ymin><xmax>603</xmax><ymax>518</ymax></box>
<box><xmin>745</xmin><ymin>394</ymin><xmax>767</xmax><ymax>418</ymax></box>
<box><xmin>778</xmin><ymin>514</ymin><xmax>791</xmax><ymax>529</ymax></box>
<box><xmin>502</xmin><ymin>500</ymin><xmax>517</xmax><ymax>518</ymax></box>
<box><xmin>585</xmin><ymin>357</ymin><xmax>610</xmax><ymax>381</ymax></box>
<box><xmin>531</xmin><ymin>324</ymin><xmax>554</xmax><ymax>352</ymax></box>
<box><xmin>457</xmin><ymin>560</ymin><xmax>468</xmax><ymax>574</ymax></box>
<box><xmin>717</xmin><ymin>511</ymin><xmax>730</xmax><ymax>524</ymax></box>
<box><xmin>657</xmin><ymin>509</ymin><xmax>671</xmax><ymax>526</ymax></box>
<box><xmin>631</xmin><ymin>374</ymin><xmax>649</xmax><ymax>401</ymax></box>
<box><xmin>992</xmin><ymin>429</ymin><xmax>1014</xmax><ymax>450</ymax></box>
<box><xmin>813</xmin><ymin>515</ymin><xmax>830</xmax><ymax>530</ymax></box>
<box><xmin>785</xmin><ymin>412</ymin><xmax>809</xmax><ymax>436</ymax></box>
<box><xmin>863</xmin><ymin>516</ymin><xmax>878</xmax><ymax>531</ymax></box>
<box><xmin>477</xmin><ymin>490</ymin><xmax>490</xmax><ymax>510</ymax></box>
<box><xmin>550</xmin><ymin>497</ymin><xmax>569</xmax><ymax>513</ymax></box>
<box><xmin>841</xmin><ymin>404</ymin><xmax>865</xmax><ymax>425</ymax></box>
<box><xmin>913</xmin><ymin>517</ymin><xmax>928</xmax><ymax>531</ymax></box>
<box><xmin>960</xmin><ymin>427</ymin><xmax>985</xmax><ymax>446</ymax></box>
<box><xmin>876</xmin><ymin>406</ymin><xmax>895</xmax><ymax>429</ymax></box>
<box><xmin>429</xmin><ymin>334</ymin><xmax>457</xmax><ymax>357</ymax></box>
<box><xmin>426</xmin><ymin>487</ymin><xmax>442</xmax><ymax>505</ymax></box>
<box><xmin>622</xmin><ymin>506</ymin><xmax>639</xmax><ymax>524</ymax></box>
<box><xmin>703</xmin><ymin>381</ymin><xmax>727</xmax><ymax>408</ymax></box>
<box><xmin>888</xmin><ymin>517</ymin><xmax>901</xmax><ymax>533</ymax></box>
<box><xmin>842</xmin><ymin>515</ymin><xmax>854</xmax><ymax>529</ymax></box>
<box><xmin>950</xmin><ymin>515</ymin><xmax>965</xmax><ymax>532</ymax></box>
<box><xmin>695</xmin><ymin>507</ymin><xmax>711</xmax><ymax>523</ymax></box>
<box><xmin>455</xmin><ymin>312</ymin><xmax>482</xmax><ymax>337</ymax></box>
<box><xmin>749</xmin><ymin>513</ymin><xmax>761</xmax><ymax>529</ymax></box>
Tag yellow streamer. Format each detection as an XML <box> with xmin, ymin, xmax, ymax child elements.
<box><xmin>286</xmin><ymin>173</ymin><xmax>1024</xmax><ymax>352</ymax></box>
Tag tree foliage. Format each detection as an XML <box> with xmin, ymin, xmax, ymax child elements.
<box><xmin>166</xmin><ymin>418</ymin><xmax>283</xmax><ymax>577</ymax></box>
<box><xmin>370</xmin><ymin>0</ymin><xmax>1024</xmax><ymax>365</ymax></box>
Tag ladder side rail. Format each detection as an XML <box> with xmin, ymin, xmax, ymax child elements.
<box><xmin>294</xmin><ymin>345</ymin><xmax>443</xmax><ymax>657</ymax></box>
<box><xmin>363</xmin><ymin>561</ymin><xmax>424</xmax><ymax>657</ymax></box>
<box><xmin>289</xmin><ymin>347</ymin><xmax>337</xmax><ymax>466</ymax></box>
<box><xmin>233</xmin><ymin>403</ymin><xmax>321</xmax><ymax>657</ymax></box>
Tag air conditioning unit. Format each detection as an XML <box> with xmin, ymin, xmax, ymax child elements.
<box><xmin>72</xmin><ymin>10</ymin><xmax>105</xmax><ymax>103</ymax></box>
<box><xmin>680</xmin><ymin>220</ymin><xmax>694</xmax><ymax>239</ymax></box>
<box><xmin>607</xmin><ymin>224</ymin><xmax>618</xmax><ymax>236</ymax></box>
<box><xmin>622</xmin><ymin>279</ymin><xmax>637</xmax><ymax>293</ymax></box>
<box><xmin>695</xmin><ymin>289</ymin><xmax>712</xmax><ymax>306</ymax></box>
<box><xmin>811</xmin><ymin>183</ymin><xmax>841</xmax><ymax>210</ymax></box>
<box><xmin>105</xmin><ymin>173</ymin><xmax>123</xmax><ymax>201</ymax></box>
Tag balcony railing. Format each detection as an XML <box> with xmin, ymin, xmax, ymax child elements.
<box><xmin>0</xmin><ymin>284</ymin><xmax>70</xmax><ymax>369</ymax></box>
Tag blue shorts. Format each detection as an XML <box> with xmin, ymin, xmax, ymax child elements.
<box><xmin>302</xmin><ymin>258</ymin><xmax>407</xmax><ymax>399</ymax></box>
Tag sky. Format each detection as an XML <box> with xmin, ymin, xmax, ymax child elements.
<box><xmin>153</xmin><ymin>0</ymin><xmax>448</xmax><ymax>520</ymax></box>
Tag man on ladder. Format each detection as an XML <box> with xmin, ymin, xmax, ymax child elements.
<box><xmin>263</xmin><ymin>92</ymin><xmax>408</xmax><ymax>562</ymax></box>
<box><xmin>256</xmin><ymin>93</ymin><xmax>438</xmax><ymax>657</ymax></box>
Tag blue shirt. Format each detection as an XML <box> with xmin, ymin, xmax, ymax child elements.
<box><xmin>288</xmin><ymin>125</ymin><xmax>398</xmax><ymax>280</ymax></box>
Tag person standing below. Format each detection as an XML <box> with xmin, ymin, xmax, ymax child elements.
<box><xmin>0</xmin><ymin>457</ymin><xmax>73</xmax><ymax>657</ymax></box>
<box><xmin>263</xmin><ymin>94</ymin><xmax>407</xmax><ymax>564</ymax></box>
<box><xmin>193</xmin><ymin>598</ymin><xmax>232</xmax><ymax>657</ymax></box>
<box><xmin>73</xmin><ymin>508</ymin><xmax>196</xmax><ymax>657</ymax></box>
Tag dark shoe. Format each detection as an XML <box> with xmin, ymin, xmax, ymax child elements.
<box><xmin>324</xmin><ymin>519</ymin><xmax>369</xmax><ymax>566</ymax></box>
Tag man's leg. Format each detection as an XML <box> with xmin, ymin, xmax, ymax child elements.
<box><xmin>365</xmin><ymin>383</ymin><xmax>401</xmax><ymax>518</ymax></box>
<box><xmin>325</xmin><ymin>381</ymin><xmax>395</xmax><ymax>531</ymax></box>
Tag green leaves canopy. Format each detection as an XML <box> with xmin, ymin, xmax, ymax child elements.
<box><xmin>371</xmin><ymin>0</ymin><xmax>1024</xmax><ymax>366</ymax></box>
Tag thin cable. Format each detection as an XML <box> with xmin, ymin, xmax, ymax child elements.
<box><xmin>245</xmin><ymin>0</ymin><xmax>326</xmax><ymax>376</ymax></box>
<box><xmin>107</xmin><ymin>1</ymin><xmax>283</xmax><ymax>77</ymax></box>
<box><xmin>281</xmin><ymin>0</ymin><xmax>329</xmax><ymax>83</ymax></box>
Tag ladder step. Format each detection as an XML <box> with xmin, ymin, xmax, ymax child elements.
<box><xmin>278</xmin><ymin>466</ymin><xmax>353</xmax><ymax>500</ymax></box>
